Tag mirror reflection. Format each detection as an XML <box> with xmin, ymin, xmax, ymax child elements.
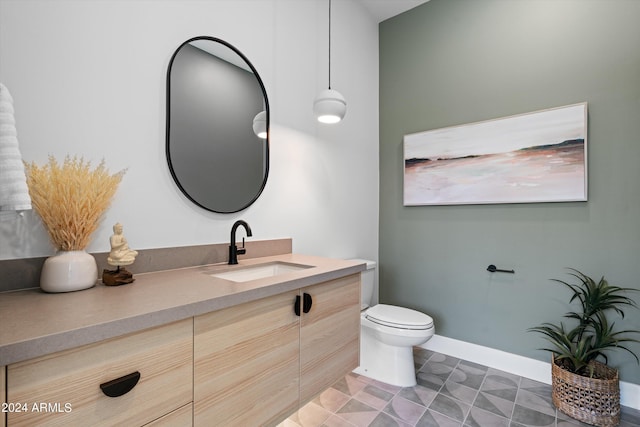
<box><xmin>166</xmin><ymin>36</ymin><xmax>269</xmax><ymax>213</ymax></box>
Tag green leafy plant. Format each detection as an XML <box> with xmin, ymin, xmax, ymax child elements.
<box><xmin>529</xmin><ymin>269</ymin><xmax>640</xmax><ymax>377</ymax></box>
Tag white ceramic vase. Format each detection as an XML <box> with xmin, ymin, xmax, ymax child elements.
<box><xmin>40</xmin><ymin>250</ymin><xmax>98</xmax><ymax>293</ymax></box>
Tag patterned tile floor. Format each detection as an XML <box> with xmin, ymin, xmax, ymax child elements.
<box><xmin>280</xmin><ymin>348</ymin><xmax>640</xmax><ymax>427</ymax></box>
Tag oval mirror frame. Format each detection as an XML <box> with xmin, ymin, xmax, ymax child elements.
<box><xmin>166</xmin><ymin>36</ymin><xmax>270</xmax><ymax>213</ymax></box>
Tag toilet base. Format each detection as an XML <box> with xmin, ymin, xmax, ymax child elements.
<box><xmin>353</xmin><ymin>328</ymin><xmax>419</xmax><ymax>387</ymax></box>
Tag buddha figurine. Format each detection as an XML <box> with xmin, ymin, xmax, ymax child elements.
<box><xmin>103</xmin><ymin>223</ymin><xmax>138</xmax><ymax>286</ymax></box>
<box><xmin>108</xmin><ymin>223</ymin><xmax>138</xmax><ymax>266</ymax></box>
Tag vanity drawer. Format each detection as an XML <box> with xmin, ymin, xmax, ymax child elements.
<box><xmin>7</xmin><ymin>318</ymin><xmax>193</xmax><ymax>427</ymax></box>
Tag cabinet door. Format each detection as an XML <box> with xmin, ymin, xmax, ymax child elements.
<box><xmin>300</xmin><ymin>273</ymin><xmax>361</xmax><ymax>404</ymax></box>
<box><xmin>7</xmin><ymin>319</ymin><xmax>193</xmax><ymax>427</ymax></box>
<box><xmin>194</xmin><ymin>290</ymin><xmax>300</xmax><ymax>426</ymax></box>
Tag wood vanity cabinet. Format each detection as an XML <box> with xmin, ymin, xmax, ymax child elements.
<box><xmin>6</xmin><ymin>319</ymin><xmax>193</xmax><ymax>427</ymax></box>
<box><xmin>4</xmin><ymin>271</ymin><xmax>360</xmax><ymax>427</ymax></box>
<box><xmin>194</xmin><ymin>273</ymin><xmax>361</xmax><ymax>427</ymax></box>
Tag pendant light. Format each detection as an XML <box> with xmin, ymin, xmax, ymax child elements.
<box><xmin>313</xmin><ymin>0</ymin><xmax>346</xmax><ymax>124</ymax></box>
<box><xmin>252</xmin><ymin>110</ymin><xmax>267</xmax><ymax>139</ymax></box>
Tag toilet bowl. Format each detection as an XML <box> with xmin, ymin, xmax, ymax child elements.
<box><xmin>350</xmin><ymin>260</ymin><xmax>435</xmax><ymax>387</ymax></box>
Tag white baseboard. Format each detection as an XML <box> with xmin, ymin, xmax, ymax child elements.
<box><xmin>420</xmin><ymin>334</ymin><xmax>640</xmax><ymax>410</ymax></box>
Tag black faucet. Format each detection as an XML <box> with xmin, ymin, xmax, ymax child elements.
<box><xmin>229</xmin><ymin>220</ymin><xmax>253</xmax><ymax>265</ymax></box>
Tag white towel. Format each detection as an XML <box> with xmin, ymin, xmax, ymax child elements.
<box><xmin>0</xmin><ymin>83</ymin><xmax>31</xmax><ymax>212</ymax></box>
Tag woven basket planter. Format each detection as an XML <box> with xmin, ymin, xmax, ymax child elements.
<box><xmin>551</xmin><ymin>355</ymin><xmax>620</xmax><ymax>427</ymax></box>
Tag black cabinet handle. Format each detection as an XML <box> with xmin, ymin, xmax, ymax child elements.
<box><xmin>303</xmin><ymin>293</ymin><xmax>313</xmax><ymax>313</ymax></box>
<box><xmin>100</xmin><ymin>371</ymin><xmax>141</xmax><ymax>397</ymax></box>
<box><xmin>294</xmin><ymin>293</ymin><xmax>313</xmax><ymax>315</ymax></box>
<box><xmin>294</xmin><ymin>295</ymin><xmax>301</xmax><ymax>316</ymax></box>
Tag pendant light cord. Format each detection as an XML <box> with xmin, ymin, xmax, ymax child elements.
<box><xmin>328</xmin><ymin>0</ymin><xmax>332</xmax><ymax>90</ymax></box>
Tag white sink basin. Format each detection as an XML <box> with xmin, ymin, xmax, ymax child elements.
<box><xmin>210</xmin><ymin>261</ymin><xmax>312</xmax><ymax>283</ymax></box>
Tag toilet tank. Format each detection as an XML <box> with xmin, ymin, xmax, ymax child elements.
<box><xmin>350</xmin><ymin>259</ymin><xmax>376</xmax><ymax>309</ymax></box>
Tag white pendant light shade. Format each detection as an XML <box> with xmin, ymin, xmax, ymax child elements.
<box><xmin>252</xmin><ymin>110</ymin><xmax>267</xmax><ymax>139</ymax></box>
<box><xmin>314</xmin><ymin>0</ymin><xmax>346</xmax><ymax>124</ymax></box>
<box><xmin>314</xmin><ymin>88</ymin><xmax>346</xmax><ymax>124</ymax></box>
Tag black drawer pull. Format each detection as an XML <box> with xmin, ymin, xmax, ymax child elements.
<box><xmin>100</xmin><ymin>371</ymin><xmax>141</xmax><ymax>397</ymax></box>
<box><xmin>303</xmin><ymin>293</ymin><xmax>313</xmax><ymax>313</ymax></box>
<box><xmin>294</xmin><ymin>295</ymin><xmax>301</xmax><ymax>316</ymax></box>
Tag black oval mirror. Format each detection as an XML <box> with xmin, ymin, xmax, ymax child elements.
<box><xmin>166</xmin><ymin>36</ymin><xmax>269</xmax><ymax>213</ymax></box>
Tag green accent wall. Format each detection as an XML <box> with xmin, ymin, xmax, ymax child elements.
<box><xmin>379</xmin><ymin>0</ymin><xmax>640</xmax><ymax>384</ymax></box>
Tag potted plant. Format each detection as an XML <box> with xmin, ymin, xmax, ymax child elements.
<box><xmin>529</xmin><ymin>269</ymin><xmax>639</xmax><ymax>427</ymax></box>
<box><xmin>24</xmin><ymin>155</ymin><xmax>125</xmax><ymax>293</ymax></box>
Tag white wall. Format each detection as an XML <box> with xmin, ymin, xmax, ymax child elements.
<box><xmin>0</xmin><ymin>0</ymin><xmax>379</xmax><ymax>264</ymax></box>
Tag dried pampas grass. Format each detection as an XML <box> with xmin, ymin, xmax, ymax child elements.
<box><xmin>24</xmin><ymin>156</ymin><xmax>126</xmax><ymax>251</ymax></box>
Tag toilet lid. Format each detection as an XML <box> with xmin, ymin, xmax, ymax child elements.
<box><xmin>365</xmin><ymin>304</ymin><xmax>433</xmax><ymax>330</ymax></box>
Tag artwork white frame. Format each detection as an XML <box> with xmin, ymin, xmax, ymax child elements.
<box><xmin>403</xmin><ymin>103</ymin><xmax>588</xmax><ymax>206</ymax></box>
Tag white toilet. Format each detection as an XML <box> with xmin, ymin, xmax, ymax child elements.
<box><xmin>352</xmin><ymin>259</ymin><xmax>435</xmax><ymax>387</ymax></box>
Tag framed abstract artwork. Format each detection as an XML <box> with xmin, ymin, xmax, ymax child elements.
<box><xmin>403</xmin><ymin>103</ymin><xmax>587</xmax><ymax>206</ymax></box>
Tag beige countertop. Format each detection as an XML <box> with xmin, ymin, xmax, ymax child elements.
<box><xmin>0</xmin><ymin>254</ymin><xmax>365</xmax><ymax>366</ymax></box>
